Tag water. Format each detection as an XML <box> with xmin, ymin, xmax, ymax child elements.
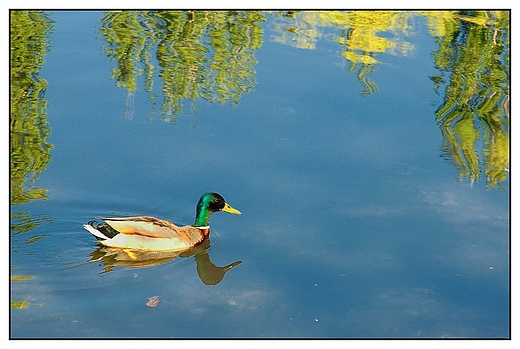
<box><xmin>10</xmin><ymin>10</ymin><xmax>510</xmax><ymax>338</ymax></box>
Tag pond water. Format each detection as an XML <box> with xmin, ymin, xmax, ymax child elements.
<box><xmin>10</xmin><ymin>10</ymin><xmax>510</xmax><ymax>338</ymax></box>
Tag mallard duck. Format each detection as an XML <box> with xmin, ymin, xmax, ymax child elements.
<box><xmin>84</xmin><ymin>192</ymin><xmax>241</xmax><ymax>251</ymax></box>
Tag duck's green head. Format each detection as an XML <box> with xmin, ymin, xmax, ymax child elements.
<box><xmin>193</xmin><ymin>192</ymin><xmax>241</xmax><ymax>227</ymax></box>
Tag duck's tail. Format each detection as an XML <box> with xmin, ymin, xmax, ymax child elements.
<box><xmin>84</xmin><ymin>220</ymin><xmax>119</xmax><ymax>241</ymax></box>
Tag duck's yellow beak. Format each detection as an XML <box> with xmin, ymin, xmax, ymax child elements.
<box><xmin>222</xmin><ymin>203</ymin><xmax>241</xmax><ymax>215</ymax></box>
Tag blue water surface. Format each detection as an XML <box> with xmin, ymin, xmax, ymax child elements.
<box><xmin>10</xmin><ymin>11</ymin><xmax>509</xmax><ymax>338</ymax></box>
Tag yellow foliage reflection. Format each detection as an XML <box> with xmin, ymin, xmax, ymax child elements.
<box><xmin>11</xmin><ymin>275</ymin><xmax>36</xmax><ymax>282</ymax></box>
<box><xmin>10</xmin><ymin>275</ymin><xmax>37</xmax><ymax>309</ymax></box>
<box><xmin>11</xmin><ymin>301</ymin><xmax>30</xmax><ymax>309</ymax></box>
<box><xmin>272</xmin><ymin>11</ymin><xmax>416</xmax><ymax>96</ymax></box>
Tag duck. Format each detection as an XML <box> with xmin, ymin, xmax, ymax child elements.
<box><xmin>84</xmin><ymin>192</ymin><xmax>241</xmax><ymax>252</ymax></box>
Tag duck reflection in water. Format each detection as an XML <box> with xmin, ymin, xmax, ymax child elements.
<box><xmin>89</xmin><ymin>239</ymin><xmax>242</xmax><ymax>285</ymax></box>
<box><xmin>85</xmin><ymin>192</ymin><xmax>242</xmax><ymax>285</ymax></box>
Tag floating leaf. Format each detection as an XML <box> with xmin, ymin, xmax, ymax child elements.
<box><xmin>146</xmin><ymin>296</ymin><xmax>160</xmax><ymax>308</ymax></box>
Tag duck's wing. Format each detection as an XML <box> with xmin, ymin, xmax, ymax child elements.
<box><xmin>100</xmin><ymin>216</ymin><xmax>186</xmax><ymax>239</ymax></box>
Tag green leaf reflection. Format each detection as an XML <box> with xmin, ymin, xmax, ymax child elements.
<box><xmin>10</xmin><ymin>11</ymin><xmax>54</xmax><ymax>310</ymax></box>
<box><xmin>10</xmin><ymin>10</ymin><xmax>54</xmax><ymax>205</ymax></box>
<box><xmin>423</xmin><ymin>11</ymin><xmax>509</xmax><ymax>188</ymax></box>
<box><xmin>10</xmin><ymin>211</ymin><xmax>53</xmax><ymax>235</ymax></box>
<box><xmin>99</xmin><ymin>10</ymin><xmax>265</xmax><ymax>120</ymax></box>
